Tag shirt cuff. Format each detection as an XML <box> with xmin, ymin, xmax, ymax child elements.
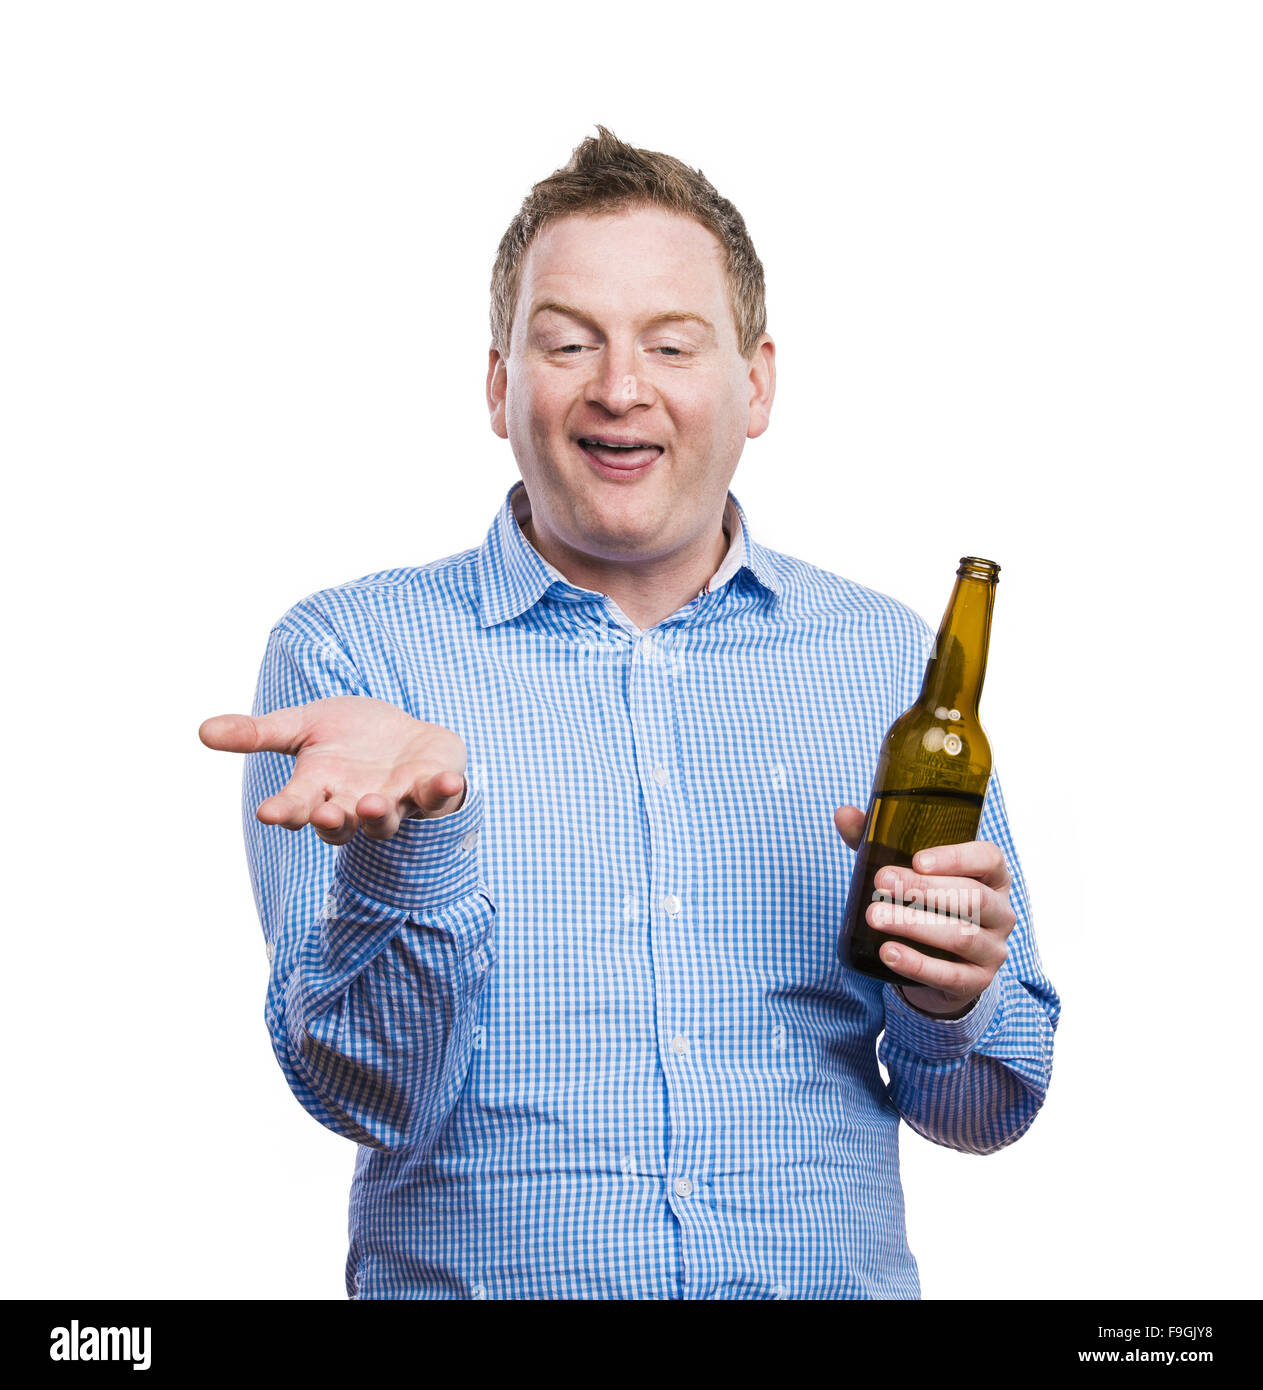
<box><xmin>881</xmin><ymin>971</ymin><xmax>1003</xmax><ymax>1061</ymax></box>
<box><xmin>336</xmin><ymin>781</ymin><xmax>486</xmax><ymax>911</ymax></box>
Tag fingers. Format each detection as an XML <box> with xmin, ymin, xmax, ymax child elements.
<box><xmin>199</xmin><ymin>706</ymin><xmax>313</xmax><ymax>757</ymax></box>
<box><xmin>285</xmin><ymin>793</ymin><xmax>397</xmax><ymax>846</ymax></box>
<box><xmin>864</xmin><ymin>848</ymin><xmax>1017</xmax><ymax>1002</ymax></box>
<box><xmin>877</xmin><ymin>939</ymin><xmax>990</xmax><ymax>1002</ymax></box>
<box><xmin>261</xmin><ymin>792</ymin><xmax>370</xmax><ymax>846</ymax></box>
<box><xmin>872</xmin><ymin>861</ymin><xmax>1016</xmax><ymax>936</ymax></box>
<box><xmin>872</xmin><ymin>850</ymin><xmax>1011</xmax><ymax>928</ymax></box>
<box><xmin>867</xmin><ymin>898</ymin><xmax>1008</xmax><ymax>972</ymax></box>
<box><xmin>353</xmin><ymin>772</ymin><xmax>466</xmax><ymax>840</ymax></box>
<box><xmin>256</xmin><ymin>783</ymin><xmax>338</xmax><ymax>832</ymax></box>
<box><xmin>339</xmin><ymin>770</ymin><xmax>463</xmax><ymax>842</ymax></box>
<box><xmin>354</xmin><ymin>791</ymin><xmax>405</xmax><ymax>842</ymax></box>
<box><xmin>259</xmin><ymin>787</ymin><xmax>390</xmax><ymax>845</ymax></box>
<box><xmin>833</xmin><ymin>805</ymin><xmax>866</xmax><ymax>852</ymax></box>
<box><xmin>309</xmin><ymin>798</ymin><xmax>359</xmax><ymax>846</ymax></box>
<box><xmin>910</xmin><ymin>839</ymin><xmax>1011</xmax><ymax>892</ymax></box>
<box><xmin>256</xmin><ymin>768</ymin><xmax>468</xmax><ymax>843</ymax></box>
<box><xmin>405</xmin><ymin>770</ymin><xmax>467</xmax><ymax>820</ymax></box>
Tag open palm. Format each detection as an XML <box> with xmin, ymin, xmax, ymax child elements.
<box><xmin>200</xmin><ymin>695</ymin><xmax>467</xmax><ymax>845</ymax></box>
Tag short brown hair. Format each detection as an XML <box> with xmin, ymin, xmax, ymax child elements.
<box><xmin>490</xmin><ymin>125</ymin><xmax>767</xmax><ymax>362</ymax></box>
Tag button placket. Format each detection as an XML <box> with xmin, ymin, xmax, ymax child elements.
<box><xmin>628</xmin><ymin>620</ymin><xmax>710</xmax><ymax>1275</ymax></box>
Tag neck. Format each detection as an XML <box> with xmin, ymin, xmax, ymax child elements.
<box><xmin>522</xmin><ymin>514</ymin><xmax>730</xmax><ymax>632</ymax></box>
<box><xmin>917</xmin><ymin>567</ymin><xmax>997</xmax><ymax>716</ymax></box>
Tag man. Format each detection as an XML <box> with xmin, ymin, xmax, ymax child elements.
<box><xmin>201</xmin><ymin>126</ymin><xmax>1058</xmax><ymax>1300</ymax></box>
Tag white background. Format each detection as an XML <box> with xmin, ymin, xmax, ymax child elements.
<box><xmin>3</xmin><ymin>1</ymin><xmax>1258</xmax><ymax>1300</ymax></box>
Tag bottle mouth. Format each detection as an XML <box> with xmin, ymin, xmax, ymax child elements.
<box><xmin>958</xmin><ymin>556</ymin><xmax>1000</xmax><ymax>580</ymax></box>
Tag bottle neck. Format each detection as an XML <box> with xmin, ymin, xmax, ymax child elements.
<box><xmin>918</xmin><ymin>567</ymin><xmax>997</xmax><ymax>716</ymax></box>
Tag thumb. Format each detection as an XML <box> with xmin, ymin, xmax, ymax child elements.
<box><xmin>199</xmin><ymin>706</ymin><xmax>311</xmax><ymax>756</ymax></box>
<box><xmin>833</xmin><ymin>804</ymin><xmax>866</xmax><ymax>852</ymax></box>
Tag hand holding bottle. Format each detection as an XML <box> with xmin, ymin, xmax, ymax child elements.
<box><xmin>835</xmin><ymin>806</ymin><xmax>1016</xmax><ymax>1015</ymax></box>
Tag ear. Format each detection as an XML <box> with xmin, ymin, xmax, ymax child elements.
<box><xmin>746</xmin><ymin>335</ymin><xmax>776</xmax><ymax>440</ymax></box>
<box><xmin>487</xmin><ymin>347</ymin><xmax>508</xmax><ymax>439</ymax></box>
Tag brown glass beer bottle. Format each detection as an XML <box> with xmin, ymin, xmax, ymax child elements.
<box><xmin>839</xmin><ymin>558</ymin><xmax>1000</xmax><ymax>986</ymax></box>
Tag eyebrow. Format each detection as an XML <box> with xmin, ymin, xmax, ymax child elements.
<box><xmin>529</xmin><ymin>299</ymin><xmax>717</xmax><ymax>342</ymax></box>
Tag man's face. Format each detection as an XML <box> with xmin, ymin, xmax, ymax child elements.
<box><xmin>487</xmin><ymin>207</ymin><xmax>774</xmax><ymax>570</ymax></box>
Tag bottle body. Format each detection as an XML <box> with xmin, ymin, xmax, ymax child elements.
<box><xmin>839</xmin><ymin>559</ymin><xmax>999</xmax><ymax>986</ymax></box>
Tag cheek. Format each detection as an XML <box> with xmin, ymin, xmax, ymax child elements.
<box><xmin>508</xmin><ymin>388</ymin><xmax>580</xmax><ymax>481</ymax></box>
<box><xmin>505</xmin><ymin>375</ymin><xmax>549</xmax><ymax>443</ymax></box>
<box><xmin>513</xmin><ymin>374</ymin><xmax>572</xmax><ymax>436</ymax></box>
<box><xmin>671</xmin><ymin>394</ymin><xmax>732</xmax><ymax>453</ymax></box>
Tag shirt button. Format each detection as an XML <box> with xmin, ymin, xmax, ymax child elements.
<box><xmin>651</xmin><ymin>765</ymin><xmax>669</xmax><ymax>786</ymax></box>
<box><xmin>673</xmin><ymin>1177</ymin><xmax>693</xmax><ymax>1198</ymax></box>
<box><xmin>460</xmin><ymin>829</ymin><xmax>479</xmax><ymax>853</ymax></box>
<box><xmin>662</xmin><ymin>893</ymin><xmax>681</xmax><ymax>918</ymax></box>
<box><xmin>265</xmin><ymin>940</ymin><xmax>274</xmax><ymax>962</ymax></box>
<box><xmin>670</xmin><ymin>1034</ymin><xmax>688</xmax><ymax>1056</ymax></box>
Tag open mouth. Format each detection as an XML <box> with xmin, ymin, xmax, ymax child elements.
<box><xmin>577</xmin><ymin>436</ymin><xmax>664</xmax><ymax>474</ymax></box>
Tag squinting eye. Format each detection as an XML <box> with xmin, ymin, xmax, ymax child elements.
<box><xmin>558</xmin><ymin>344</ymin><xmax>585</xmax><ymax>354</ymax></box>
<box><xmin>655</xmin><ymin>347</ymin><xmax>683</xmax><ymax>356</ymax></box>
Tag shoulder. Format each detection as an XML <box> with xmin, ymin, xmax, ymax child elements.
<box><xmin>270</xmin><ymin>545</ymin><xmax>481</xmax><ymax>650</ymax></box>
<box><xmin>756</xmin><ymin>543</ymin><xmax>935</xmax><ymax>645</ymax></box>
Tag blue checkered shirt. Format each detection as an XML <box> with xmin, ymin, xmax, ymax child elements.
<box><xmin>244</xmin><ymin>481</ymin><xmax>1059</xmax><ymax>1300</ymax></box>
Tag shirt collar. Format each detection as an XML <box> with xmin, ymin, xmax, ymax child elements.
<box><xmin>475</xmin><ymin>481</ymin><xmax>781</xmax><ymax>629</ymax></box>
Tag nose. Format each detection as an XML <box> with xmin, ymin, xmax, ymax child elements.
<box><xmin>583</xmin><ymin>345</ymin><xmax>654</xmax><ymax>414</ymax></box>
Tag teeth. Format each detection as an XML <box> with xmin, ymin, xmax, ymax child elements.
<box><xmin>585</xmin><ymin>439</ymin><xmax>653</xmax><ymax>450</ymax></box>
